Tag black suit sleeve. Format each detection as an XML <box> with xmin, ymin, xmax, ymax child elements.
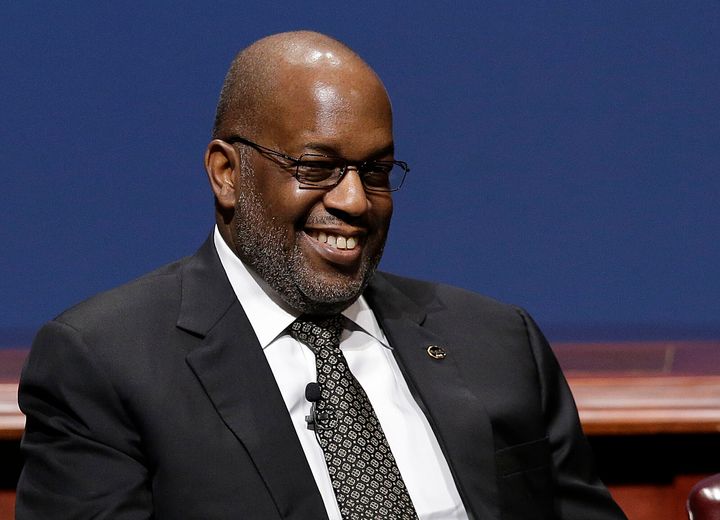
<box><xmin>517</xmin><ymin>308</ymin><xmax>628</xmax><ymax>520</ymax></box>
<box><xmin>16</xmin><ymin>320</ymin><xmax>152</xmax><ymax>519</ymax></box>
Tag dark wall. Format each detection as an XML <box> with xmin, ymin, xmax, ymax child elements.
<box><xmin>2</xmin><ymin>1</ymin><xmax>718</xmax><ymax>344</ymax></box>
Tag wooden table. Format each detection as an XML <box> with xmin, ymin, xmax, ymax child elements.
<box><xmin>2</xmin><ymin>341</ymin><xmax>720</xmax><ymax>519</ymax></box>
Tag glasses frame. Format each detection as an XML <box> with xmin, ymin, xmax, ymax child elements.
<box><xmin>221</xmin><ymin>135</ymin><xmax>409</xmax><ymax>192</ymax></box>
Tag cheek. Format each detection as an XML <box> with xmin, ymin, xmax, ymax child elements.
<box><xmin>254</xmin><ymin>179</ymin><xmax>320</xmax><ymax>226</ymax></box>
<box><xmin>369</xmin><ymin>196</ymin><xmax>393</xmax><ymax>229</ymax></box>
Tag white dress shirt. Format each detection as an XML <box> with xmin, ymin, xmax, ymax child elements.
<box><xmin>214</xmin><ymin>228</ymin><xmax>468</xmax><ymax>520</ymax></box>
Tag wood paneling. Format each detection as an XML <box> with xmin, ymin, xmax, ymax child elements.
<box><xmin>0</xmin><ymin>492</ymin><xmax>15</xmax><ymax>520</ymax></box>
<box><xmin>555</xmin><ymin>341</ymin><xmax>720</xmax><ymax>435</ymax></box>
<box><xmin>0</xmin><ymin>349</ymin><xmax>26</xmax><ymax>442</ymax></box>
<box><xmin>607</xmin><ymin>475</ymin><xmax>702</xmax><ymax>520</ymax></box>
<box><xmin>555</xmin><ymin>341</ymin><xmax>720</xmax><ymax>519</ymax></box>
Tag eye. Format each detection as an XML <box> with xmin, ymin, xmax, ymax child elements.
<box><xmin>361</xmin><ymin>162</ymin><xmax>393</xmax><ymax>188</ymax></box>
<box><xmin>296</xmin><ymin>157</ymin><xmax>340</xmax><ymax>183</ymax></box>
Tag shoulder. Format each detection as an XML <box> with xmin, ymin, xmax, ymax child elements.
<box><xmin>25</xmin><ymin>253</ymin><xmax>203</xmax><ymax>400</ymax></box>
<box><xmin>372</xmin><ymin>270</ymin><xmax>523</xmax><ymax>320</ymax></box>
<box><xmin>29</xmin><ymin>234</ymin><xmax>226</xmax><ymax>368</ymax></box>
<box><xmin>54</xmin><ymin>256</ymin><xmax>190</xmax><ymax>334</ymax></box>
<box><xmin>368</xmin><ymin>271</ymin><xmax>540</xmax><ymax>363</ymax></box>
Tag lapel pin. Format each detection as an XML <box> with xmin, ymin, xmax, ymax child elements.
<box><xmin>426</xmin><ymin>345</ymin><xmax>447</xmax><ymax>360</ymax></box>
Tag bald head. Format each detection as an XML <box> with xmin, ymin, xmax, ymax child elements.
<box><xmin>212</xmin><ymin>31</ymin><xmax>390</xmax><ymax>139</ymax></box>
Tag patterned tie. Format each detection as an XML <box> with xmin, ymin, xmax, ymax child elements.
<box><xmin>290</xmin><ymin>315</ymin><xmax>418</xmax><ymax>520</ymax></box>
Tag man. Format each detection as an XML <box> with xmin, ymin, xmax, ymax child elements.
<box><xmin>16</xmin><ymin>31</ymin><xmax>626</xmax><ymax>519</ymax></box>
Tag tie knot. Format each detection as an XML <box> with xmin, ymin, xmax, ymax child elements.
<box><xmin>290</xmin><ymin>315</ymin><xmax>344</xmax><ymax>354</ymax></box>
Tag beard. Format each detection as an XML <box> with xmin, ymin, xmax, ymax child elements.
<box><xmin>232</xmin><ymin>156</ymin><xmax>385</xmax><ymax>316</ymax></box>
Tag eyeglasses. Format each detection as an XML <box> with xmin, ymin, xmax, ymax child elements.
<box><xmin>221</xmin><ymin>135</ymin><xmax>409</xmax><ymax>192</ymax></box>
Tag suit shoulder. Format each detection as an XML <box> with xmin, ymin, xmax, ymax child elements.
<box><xmin>53</xmin><ymin>256</ymin><xmax>190</xmax><ymax>332</ymax></box>
<box><xmin>374</xmin><ymin>271</ymin><xmax>520</xmax><ymax>316</ymax></box>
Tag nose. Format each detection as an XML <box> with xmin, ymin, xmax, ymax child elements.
<box><xmin>322</xmin><ymin>167</ymin><xmax>369</xmax><ymax>217</ymax></box>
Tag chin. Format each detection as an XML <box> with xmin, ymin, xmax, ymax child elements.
<box><xmin>293</xmin><ymin>272</ymin><xmax>369</xmax><ymax>315</ymax></box>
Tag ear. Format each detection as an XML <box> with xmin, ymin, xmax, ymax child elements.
<box><xmin>205</xmin><ymin>139</ymin><xmax>239</xmax><ymax>210</ymax></box>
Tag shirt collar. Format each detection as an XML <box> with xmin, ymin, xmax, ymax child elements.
<box><xmin>213</xmin><ymin>227</ymin><xmax>389</xmax><ymax>349</ymax></box>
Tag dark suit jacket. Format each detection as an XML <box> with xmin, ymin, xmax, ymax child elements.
<box><xmin>16</xmin><ymin>237</ymin><xmax>626</xmax><ymax>519</ymax></box>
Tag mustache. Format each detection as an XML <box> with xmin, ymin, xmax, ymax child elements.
<box><xmin>304</xmin><ymin>215</ymin><xmax>362</xmax><ymax>227</ymax></box>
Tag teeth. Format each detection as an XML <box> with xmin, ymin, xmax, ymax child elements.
<box><xmin>311</xmin><ymin>231</ymin><xmax>358</xmax><ymax>250</ymax></box>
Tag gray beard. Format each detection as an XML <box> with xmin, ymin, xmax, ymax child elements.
<box><xmin>232</xmin><ymin>158</ymin><xmax>383</xmax><ymax>316</ymax></box>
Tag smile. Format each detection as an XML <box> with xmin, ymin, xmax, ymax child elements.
<box><xmin>308</xmin><ymin>230</ymin><xmax>358</xmax><ymax>250</ymax></box>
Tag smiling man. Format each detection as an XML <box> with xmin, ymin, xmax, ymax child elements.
<box><xmin>16</xmin><ymin>32</ymin><xmax>627</xmax><ymax>519</ymax></box>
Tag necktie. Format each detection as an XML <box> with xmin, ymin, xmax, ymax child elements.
<box><xmin>290</xmin><ymin>315</ymin><xmax>418</xmax><ymax>520</ymax></box>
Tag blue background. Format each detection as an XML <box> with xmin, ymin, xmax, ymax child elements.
<box><xmin>2</xmin><ymin>1</ymin><xmax>719</xmax><ymax>347</ymax></box>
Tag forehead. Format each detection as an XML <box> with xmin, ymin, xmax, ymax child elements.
<box><xmin>259</xmin><ymin>63</ymin><xmax>393</xmax><ymax>158</ymax></box>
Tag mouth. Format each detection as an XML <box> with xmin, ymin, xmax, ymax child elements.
<box><xmin>306</xmin><ymin>230</ymin><xmax>359</xmax><ymax>251</ymax></box>
<box><xmin>301</xmin><ymin>228</ymin><xmax>365</xmax><ymax>268</ymax></box>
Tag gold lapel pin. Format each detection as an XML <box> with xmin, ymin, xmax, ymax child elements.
<box><xmin>426</xmin><ymin>345</ymin><xmax>447</xmax><ymax>360</ymax></box>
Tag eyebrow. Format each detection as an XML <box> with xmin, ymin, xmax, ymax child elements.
<box><xmin>303</xmin><ymin>142</ymin><xmax>395</xmax><ymax>160</ymax></box>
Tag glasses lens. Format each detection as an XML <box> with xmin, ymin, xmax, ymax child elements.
<box><xmin>362</xmin><ymin>161</ymin><xmax>407</xmax><ymax>192</ymax></box>
<box><xmin>296</xmin><ymin>155</ymin><xmax>340</xmax><ymax>187</ymax></box>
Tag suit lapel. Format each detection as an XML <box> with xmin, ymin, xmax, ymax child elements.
<box><xmin>179</xmin><ymin>238</ymin><xmax>327</xmax><ymax>519</ymax></box>
<box><xmin>366</xmin><ymin>273</ymin><xmax>501</xmax><ymax>520</ymax></box>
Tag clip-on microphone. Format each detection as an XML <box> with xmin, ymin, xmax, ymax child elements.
<box><xmin>305</xmin><ymin>382</ymin><xmax>323</xmax><ymax>430</ymax></box>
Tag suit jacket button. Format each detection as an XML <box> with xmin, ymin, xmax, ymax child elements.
<box><xmin>426</xmin><ymin>345</ymin><xmax>447</xmax><ymax>360</ymax></box>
